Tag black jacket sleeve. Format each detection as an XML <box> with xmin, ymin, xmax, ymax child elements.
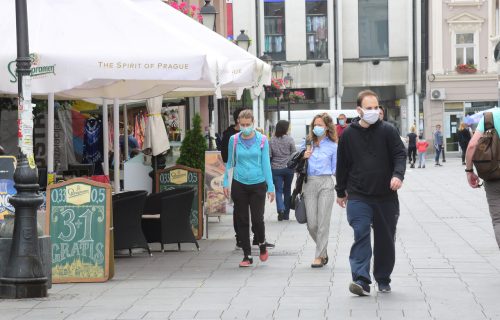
<box><xmin>221</xmin><ymin>130</ymin><xmax>230</xmax><ymax>163</ymax></box>
<box><xmin>388</xmin><ymin>125</ymin><xmax>407</xmax><ymax>181</ymax></box>
<box><xmin>335</xmin><ymin>132</ymin><xmax>348</xmax><ymax>198</ymax></box>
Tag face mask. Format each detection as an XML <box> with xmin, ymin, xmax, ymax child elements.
<box><xmin>313</xmin><ymin>126</ymin><xmax>325</xmax><ymax>137</ymax></box>
<box><xmin>361</xmin><ymin>109</ymin><xmax>379</xmax><ymax>125</ymax></box>
<box><xmin>339</xmin><ymin>119</ymin><xmax>345</xmax><ymax>126</ymax></box>
<box><xmin>241</xmin><ymin>126</ymin><xmax>254</xmax><ymax>136</ymax></box>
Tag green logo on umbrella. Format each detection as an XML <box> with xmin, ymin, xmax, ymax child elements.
<box><xmin>8</xmin><ymin>53</ymin><xmax>56</xmax><ymax>83</ymax></box>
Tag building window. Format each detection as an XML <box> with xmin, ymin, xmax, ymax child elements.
<box><xmin>455</xmin><ymin>33</ymin><xmax>475</xmax><ymax>65</ymax></box>
<box><xmin>264</xmin><ymin>0</ymin><xmax>286</xmax><ymax>61</ymax></box>
<box><xmin>358</xmin><ymin>0</ymin><xmax>388</xmax><ymax>58</ymax></box>
<box><xmin>306</xmin><ymin>0</ymin><xmax>328</xmax><ymax>60</ymax></box>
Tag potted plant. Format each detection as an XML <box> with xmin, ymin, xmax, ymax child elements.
<box><xmin>176</xmin><ymin>113</ymin><xmax>207</xmax><ymax>174</ymax></box>
<box><xmin>456</xmin><ymin>63</ymin><xmax>477</xmax><ymax>74</ymax></box>
<box><xmin>288</xmin><ymin>90</ymin><xmax>306</xmax><ymax>103</ymax></box>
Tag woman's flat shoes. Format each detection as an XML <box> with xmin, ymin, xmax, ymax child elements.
<box><xmin>311</xmin><ymin>261</ymin><xmax>324</xmax><ymax>268</ymax></box>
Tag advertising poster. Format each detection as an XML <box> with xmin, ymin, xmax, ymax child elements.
<box><xmin>204</xmin><ymin>151</ymin><xmax>228</xmax><ymax>216</ymax></box>
<box><xmin>0</xmin><ymin>156</ymin><xmax>17</xmax><ymax>222</ymax></box>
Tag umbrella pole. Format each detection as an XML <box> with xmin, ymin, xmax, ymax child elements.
<box><xmin>113</xmin><ymin>98</ymin><xmax>120</xmax><ymax>192</ymax></box>
<box><xmin>123</xmin><ymin>104</ymin><xmax>128</xmax><ymax>160</ymax></box>
<box><xmin>47</xmin><ymin>93</ymin><xmax>54</xmax><ymax>173</ymax></box>
<box><xmin>102</xmin><ymin>99</ymin><xmax>109</xmax><ymax>177</ymax></box>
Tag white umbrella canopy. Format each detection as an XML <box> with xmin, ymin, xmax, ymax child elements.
<box><xmin>0</xmin><ymin>0</ymin><xmax>226</xmax><ymax>99</ymax></box>
<box><xmin>131</xmin><ymin>0</ymin><xmax>271</xmax><ymax>98</ymax></box>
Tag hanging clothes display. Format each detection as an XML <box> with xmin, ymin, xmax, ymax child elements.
<box><xmin>134</xmin><ymin>112</ymin><xmax>146</xmax><ymax>149</ymax></box>
<box><xmin>83</xmin><ymin>116</ymin><xmax>104</xmax><ymax>175</ymax></box>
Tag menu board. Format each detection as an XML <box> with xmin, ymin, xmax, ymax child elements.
<box><xmin>46</xmin><ymin>178</ymin><xmax>113</xmax><ymax>283</ymax></box>
<box><xmin>156</xmin><ymin>165</ymin><xmax>202</xmax><ymax>239</ymax></box>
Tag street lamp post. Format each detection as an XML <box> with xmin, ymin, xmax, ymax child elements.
<box><xmin>236</xmin><ymin>30</ymin><xmax>251</xmax><ymax>109</ymax></box>
<box><xmin>200</xmin><ymin>0</ymin><xmax>218</xmax><ymax>31</ymax></box>
<box><xmin>235</xmin><ymin>30</ymin><xmax>251</xmax><ymax>52</ymax></box>
<box><xmin>284</xmin><ymin>73</ymin><xmax>294</xmax><ymax>121</ymax></box>
<box><xmin>200</xmin><ymin>0</ymin><xmax>218</xmax><ymax>150</ymax></box>
<box><xmin>272</xmin><ymin>63</ymin><xmax>284</xmax><ymax>121</ymax></box>
<box><xmin>0</xmin><ymin>0</ymin><xmax>48</xmax><ymax>299</ymax></box>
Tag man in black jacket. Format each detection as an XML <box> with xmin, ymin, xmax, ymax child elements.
<box><xmin>336</xmin><ymin>90</ymin><xmax>406</xmax><ymax>296</ymax></box>
<box><xmin>221</xmin><ymin>108</ymin><xmax>244</xmax><ymax>163</ymax></box>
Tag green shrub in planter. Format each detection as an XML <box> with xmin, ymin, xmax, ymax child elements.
<box><xmin>176</xmin><ymin>113</ymin><xmax>207</xmax><ymax>173</ymax></box>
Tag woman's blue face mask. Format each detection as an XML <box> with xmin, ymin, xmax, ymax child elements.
<box><xmin>241</xmin><ymin>125</ymin><xmax>254</xmax><ymax>136</ymax></box>
<box><xmin>313</xmin><ymin>126</ymin><xmax>325</xmax><ymax>137</ymax></box>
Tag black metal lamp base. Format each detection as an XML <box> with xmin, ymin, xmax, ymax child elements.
<box><xmin>0</xmin><ymin>154</ymin><xmax>48</xmax><ymax>298</ymax></box>
<box><xmin>1</xmin><ymin>279</ymin><xmax>47</xmax><ymax>299</ymax></box>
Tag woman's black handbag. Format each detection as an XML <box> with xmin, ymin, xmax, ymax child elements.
<box><xmin>294</xmin><ymin>193</ymin><xmax>307</xmax><ymax>224</ymax></box>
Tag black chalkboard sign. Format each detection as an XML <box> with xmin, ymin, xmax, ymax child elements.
<box><xmin>156</xmin><ymin>165</ymin><xmax>203</xmax><ymax>239</ymax></box>
<box><xmin>46</xmin><ymin>178</ymin><xmax>113</xmax><ymax>283</ymax></box>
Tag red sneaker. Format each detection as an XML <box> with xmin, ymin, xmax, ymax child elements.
<box><xmin>239</xmin><ymin>256</ymin><xmax>253</xmax><ymax>267</ymax></box>
<box><xmin>259</xmin><ymin>244</ymin><xmax>268</xmax><ymax>262</ymax></box>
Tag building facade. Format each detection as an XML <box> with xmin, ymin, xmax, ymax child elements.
<box><xmin>425</xmin><ymin>0</ymin><xmax>498</xmax><ymax>154</ymax></box>
<box><xmin>232</xmin><ymin>0</ymin><xmax>423</xmax><ymax>134</ymax></box>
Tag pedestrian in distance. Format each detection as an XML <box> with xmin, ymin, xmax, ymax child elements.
<box><xmin>301</xmin><ymin>113</ymin><xmax>338</xmax><ymax>268</ymax></box>
<box><xmin>221</xmin><ymin>108</ymin><xmax>274</xmax><ymax>251</ymax></box>
<box><xmin>416</xmin><ymin>135</ymin><xmax>429</xmax><ymax>168</ymax></box>
<box><xmin>223</xmin><ymin>109</ymin><xmax>275</xmax><ymax>267</ymax></box>
<box><xmin>465</xmin><ymin>111</ymin><xmax>500</xmax><ymax>250</ymax></box>
<box><xmin>458</xmin><ymin>122</ymin><xmax>472</xmax><ymax>165</ymax></box>
<box><xmin>434</xmin><ymin>124</ymin><xmax>444</xmax><ymax>166</ymax></box>
<box><xmin>406</xmin><ymin>125</ymin><xmax>418</xmax><ymax>168</ymax></box>
<box><xmin>379</xmin><ymin>106</ymin><xmax>385</xmax><ymax>121</ymax></box>
<box><xmin>336</xmin><ymin>90</ymin><xmax>406</xmax><ymax>296</ymax></box>
<box><xmin>336</xmin><ymin>113</ymin><xmax>349</xmax><ymax>138</ymax></box>
<box><xmin>270</xmin><ymin>120</ymin><xmax>296</xmax><ymax>221</ymax></box>
<box><xmin>221</xmin><ymin>107</ymin><xmax>245</xmax><ymax>163</ymax></box>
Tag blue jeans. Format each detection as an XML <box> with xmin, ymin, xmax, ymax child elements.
<box><xmin>346</xmin><ymin>199</ymin><xmax>399</xmax><ymax>284</ymax></box>
<box><xmin>272</xmin><ymin>168</ymin><xmax>294</xmax><ymax>216</ymax></box>
<box><xmin>434</xmin><ymin>145</ymin><xmax>442</xmax><ymax>163</ymax></box>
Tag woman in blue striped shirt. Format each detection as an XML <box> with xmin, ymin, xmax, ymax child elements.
<box><xmin>302</xmin><ymin>113</ymin><xmax>338</xmax><ymax>268</ymax></box>
<box><xmin>223</xmin><ymin>110</ymin><xmax>275</xmax><ymax>267</ymax></box>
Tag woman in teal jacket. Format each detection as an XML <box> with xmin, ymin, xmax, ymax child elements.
<box><xmin>223</xmin><ymin>109</ymin><xmax>275</xmax><ymax>267</ymax></box>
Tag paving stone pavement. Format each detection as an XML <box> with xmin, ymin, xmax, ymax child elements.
<box><xmin>1</xmin><ymin>157</ymin><xmax>500</xmax><ymax>320</ymax></box>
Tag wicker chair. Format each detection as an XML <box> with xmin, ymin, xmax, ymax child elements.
<box><xmin>141</xmin><ymin>187</ymin><xmax>199</xmax><ymax>252</ymax></box>
<box><xmin>112</xmin><ymin>190</ymin><xmax>150</xmax><ymax>256</ymax></box>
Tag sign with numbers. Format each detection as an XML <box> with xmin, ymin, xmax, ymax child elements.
<box><xmin>46</xmin><ymin>178</ymin><xmax>113</xmax><ymax>283</ymax></box>
<box><xmin>156</xmin><ymin>165</ymin><xmax>203</xmax><ymax>239</ymax></box>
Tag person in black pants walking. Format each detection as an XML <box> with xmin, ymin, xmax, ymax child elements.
<box><xmin>336</xmin><ymin>90</ymin><xmax>406</xmax><ymax>296</ymax></box>
<box><xmin>223</xmin><ymin>110</ymin><xmax>275</xmax><ymax>267</ymax></box>
<box><xmin>221</xmin><ymin>108</ymin><xmax>274</xmax><ymax>250</ymax></box>
<box><xmin>406</xmin><ymin>125</ymin><xmax>418</xmax><ymax>168</ymax></box>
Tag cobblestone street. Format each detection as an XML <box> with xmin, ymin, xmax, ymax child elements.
<box><xmin>1</xmin><ymin>157</ymin><xmax>500</xmax><ymax>320</ymax></box>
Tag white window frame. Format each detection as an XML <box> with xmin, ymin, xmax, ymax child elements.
<box><xmin>454</xmin><ymin>32</ymin><xmax>477</xmax><ymax>66</ymax></box>
<box><xmin>447</xmin><ymin>12</ymin><xmax>483</xmax><ymax>71</ymax></box>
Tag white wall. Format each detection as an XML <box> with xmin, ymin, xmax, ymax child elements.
<box><xmin>232</xmin><ymin>1</ymin><xmax>257</xmax><ymax>56</ymax></box>
<box><xmin>389</xmin><ymin>0</ymin><xmax>409</xmax><ymax>57</ymax></box>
